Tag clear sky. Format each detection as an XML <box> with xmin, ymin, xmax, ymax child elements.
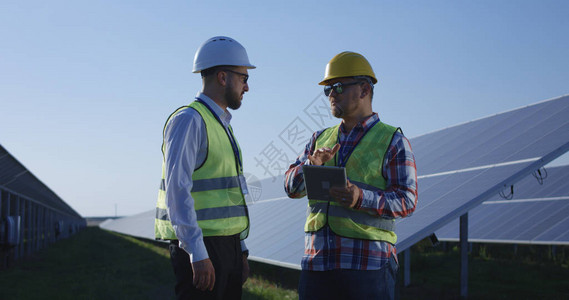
<box><xmin>1</xmin><ymin>1</ymin><xmax>568</xmax><ymax>217</ymax></box>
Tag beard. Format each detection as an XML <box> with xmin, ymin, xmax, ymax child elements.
<box><xmin>224</xmin><ymin>82</ymin><xmax>242</xmax><ymax>110</ymax></box>
<box><xmin>331</xmin><ymin>103</ymin><xmax>344</xmax><ymax>118</ymax></box>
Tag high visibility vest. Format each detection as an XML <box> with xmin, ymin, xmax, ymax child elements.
<box><xmin>304</xmin><ymin>121</ymin><xmax>399</xmax><ymax>243</ymax></box>
<box><xmin>155</xmin><ymin>101</ymin><xmax>249</xmax><ymax>240</ymax></box>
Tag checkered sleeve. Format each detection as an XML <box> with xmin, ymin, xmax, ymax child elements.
<box><xmin>359</xmin><ymin>131</ymin><xmax>418</xmax><ymax>218</ymax></box>
<box><xmin>284</xmin><ymin>130</ymin><xmax>324</xmax><ymax>198</ymax></box>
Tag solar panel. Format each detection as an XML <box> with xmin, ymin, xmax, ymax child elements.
<box><xmin>100</xmin><ymin>95</ymin><xmax>569</xmax><ymax>269</ymax></box>
<box><xmin>245</xmin><ymin>176</ymin><xmax>305</xmax><ymax>268</ymax></box>
<box><xmin>436</xmin><ymin>165</ymin><xmax>569</xmax><ymax>245</ymax></box>
<box><xmin>99</xmin><ymin>210</ymin><xmax>156</xmax><ymax>240</ymax></box>
<box><xmin>395</xmin><ymin>95</ymin><xmax>569</xmax><ymax>251</ymax></box>
<box><xmin>0</xmin><ymin>145</ymin><xmax>82</xmax><ymax>217</ymax></box>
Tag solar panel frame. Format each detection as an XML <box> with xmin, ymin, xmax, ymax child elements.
<box><xmin>436</xmin><ymin>164</ymin><xmax>569</xmax><ymax>245</ymax></box>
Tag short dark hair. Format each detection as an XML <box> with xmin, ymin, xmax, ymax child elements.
<box><xmin>353</xmin><ymin>76</ymin><xmax>375</xmax><ymax>100</ymax></box>
<box><xmin>200</xmin><ymin>65</ymin><xmax>233</xmax><ymax>78</ymax></box>
<box><xmin>200</xmin><ymin>67</ymin><xmax>218</xmax><ymax>78</ymax></box>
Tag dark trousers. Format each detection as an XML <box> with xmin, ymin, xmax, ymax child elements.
<box><xmin>298</xmin><ymin>256</ymin><xmax>398</xmax><ymax>300</ymax></box>
<box><xmin>169</xmin><ymin>235</ymin><xmax>243</xmax><ymax>300</ymax></box>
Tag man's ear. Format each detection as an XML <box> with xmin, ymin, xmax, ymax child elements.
<box><xmin>217</xmin><ymin>70</ymin><xmax>227</xmax><ymax>87</ymax></box>
<box><xmin>360</xmin><ymin>83</ymin><xmax>370</xmax><ymax>99</ymax></box>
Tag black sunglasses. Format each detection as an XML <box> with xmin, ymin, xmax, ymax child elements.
<box><xmin>323</xmin><ymin>81</ymin><xmax>362</xmax><ymax>96</ymax></box>
<box><xmin>222</xmin><ymin>69</ymin><xmax>249</xmax><ymax>84</ymax></box>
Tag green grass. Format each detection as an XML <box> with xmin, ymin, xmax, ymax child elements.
<box><xmin>398</xmin><ymin>241</ymin><xmax>569</xmax><ymax>299</ymax></box>
<box><xmin>2</xmin><ymin>228</ymin><xmax>569</xmax><ymax>299</ymax></box>
<box><xmin>0</xmin><ymin>227</ymin><xmax>297</xmax><ymax>299</ymax></box>
<box><xmin>0</xmin><ymin>227</ymin><xmax>175</xmax><ymax>299</ymax></box>
<box><xmin>243</xmin><ymin>276</ymin><xmax>298</xmax><ymax>300</ymax></box>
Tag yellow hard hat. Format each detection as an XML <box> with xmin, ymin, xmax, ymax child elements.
<box><xmin>318</xmin><ymin>51</ymin><xmax>378</xmax><ymax>85</ymax></box>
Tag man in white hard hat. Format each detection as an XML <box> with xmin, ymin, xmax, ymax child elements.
<box><xmin>284</xmin><ymin>51</ymin><xmax>418</xmax><ymax>300</ymax></box>
<box><xmin>155</xmin><ymin>36</ymin><xmax>255</xmax><ymax>299</ymax></box>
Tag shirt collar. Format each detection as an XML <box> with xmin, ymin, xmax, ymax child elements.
<box><xmin>339</xmin><ymin>112</ymin><xmax>380</xmax><ymax>134</ymax></box>
<box><xmin>196</xmin><ymin>92</ymin><xmax>232</xmax><ymax>125</ymax></box>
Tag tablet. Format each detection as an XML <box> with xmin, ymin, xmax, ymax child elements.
<box><xmin>302</xmin><ymin>165</ymin><xmax>347</xmax><ymax>200</ymax></box>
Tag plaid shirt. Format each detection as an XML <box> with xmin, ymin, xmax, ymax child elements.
<box><xmin>284</xmin><ymin>113</ymin><xmax>418</xmax><ymax>271</ymax></box>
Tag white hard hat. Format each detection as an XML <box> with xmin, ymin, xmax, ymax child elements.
<box><xmin>192</xmin><ymin>36</ymin><xmax>256</xmax><ymax>73</ymax></box>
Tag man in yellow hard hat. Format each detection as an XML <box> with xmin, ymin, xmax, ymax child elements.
<box><xmin>155</xmin><ymin>36</ymin><xmax>254</xmax><ymax>300</ymax></box>
<box><xmin>284</xmin><ymin>51</ymin><xmax>418</xmax><ymax>300</ymax></box>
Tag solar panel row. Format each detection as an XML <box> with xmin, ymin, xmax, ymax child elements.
<box><xmin>436</xmin><ymin>165</ymin><xmax>569</xmax><ymax>245</ymax></box>
<box><xmin>0</xmin><ymin>145</ymin><xmax>82</xmax><ymax>217</ymax></box>
<box><xmin>99</xmin><ymin>94</ymin><xmax>569</xmax><ymax>269</ymax></box>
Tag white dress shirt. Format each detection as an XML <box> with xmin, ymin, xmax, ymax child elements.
<box><xmin>163</xmin><ymin>92</ymin><xmax>247</xmax><ymax>263</ymax></box>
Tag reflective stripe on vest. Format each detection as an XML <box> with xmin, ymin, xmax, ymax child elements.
<box><xmin>155</xmin><ymin>101</ymin><xmax>249</xmax><ymax>240</ymax></box>
<box><xmin>307</xmin><ymin>202</ymin><xmax>395</xmax><ymax>232</ymax></box>
<box><xmin>304</xmin><ymin>121</ymin><xmax>399</xmax><ymax>242</ymax></box>
<box><xmin>157</xmin><ymin>205</ymin><xmax>247</xmax><ymax>221</ymax></box>
<box><xmin>160</xmin><ymin>176</ymin><xmax>240</xmax><ymax>193</ymax></box>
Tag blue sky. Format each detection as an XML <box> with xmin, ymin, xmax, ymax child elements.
<box><xmin>1</xmin><ymin>0</ymin><xmax>568</xmax><ymax>217</ymax></box>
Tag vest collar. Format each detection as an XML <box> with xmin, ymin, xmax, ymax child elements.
<box><xmin>339</xmin><ymin>112</ymin><xmax>380</xmax><ymax>134</ymax></box>
<box><xmin>196</xmin><ymin>92</ymin><xmax>233</xmax><ymax>125</ymax></box>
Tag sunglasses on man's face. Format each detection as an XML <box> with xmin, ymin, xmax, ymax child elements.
<box><xmin>222</xmin><ymin>69</ymin><xmax>249</xmax><ymax>84</ymax></box>
<box><xmin>323</xmin><ymin>81</ymin><xmax>362</xmax><ymax>96</ymax></box>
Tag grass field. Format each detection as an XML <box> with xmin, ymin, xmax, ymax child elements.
<box><xmin>398</xmin><ymin>240</ymin><xmax>569</xmax><ymax>299</ymax></box>
<box><xmin>0</xmin><ymin>227</ymin><xmax>297</xmax><ymax>300</ymax></box>
<box><xmin>0</xmin><ymin>227</ymin><xmax>568</xmax><ymax>299</ymax></box>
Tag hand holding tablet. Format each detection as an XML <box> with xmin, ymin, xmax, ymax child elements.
<box><xmin>302</xmin><ymin>165</ymin><xmax>347</xmax><ymax>201</ymax></box>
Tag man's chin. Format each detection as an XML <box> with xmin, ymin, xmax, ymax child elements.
<box><xmin>228</xmin><ymin>101</ymin><xmax>242</xmax><ymax>110</ymax></box>
<box><xmin>332</xmin><ymin>108</ymin><xmax>343</xmax><ymax>118</ymax></box>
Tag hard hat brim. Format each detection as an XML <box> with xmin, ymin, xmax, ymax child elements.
<box><xmin>318</xmin><ymin>75</ymin><xmax>377</xmax><ymax>86</ymax></box>
<box><xmin>192</xmin><ymin>64</ymin><xmax>256</xmax><ymax>74</ymax></box>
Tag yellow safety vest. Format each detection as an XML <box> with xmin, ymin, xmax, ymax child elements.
<box><xmin>155</xmin><ymin>100</ymin><xmax>249</xmax><ymax>240</ymax></box>
<box><xmin>305</xmin><ymin>121</ymin><xmax>399</xmax><ymax>243</ymax></box>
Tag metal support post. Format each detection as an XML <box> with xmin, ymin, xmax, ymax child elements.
<box><xmin>26</xmin><ymin>200</ymin><xmax>32</xmax><ymax>255</ymax></box>
<box><xmin>18</xmin><ymin>196</ymin><xmax>25</xmax><ymax>259</ymax></box>
<box><xmin>404</xmin><ymin>249</ymin><xmax>411</xmax><ymax>287</ymax></box>
<box><xmin>460</xmin><ymin>213</ymin><xmax>468</xmax><ymax>298</ymax></box>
